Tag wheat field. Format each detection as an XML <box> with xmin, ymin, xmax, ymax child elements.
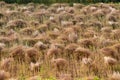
<box><xmin>0</xmin><ymin>1</ymin><xmax>120</xmax><ymax>80</ymax></box>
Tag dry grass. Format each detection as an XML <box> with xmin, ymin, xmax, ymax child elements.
<box><xmin>0</xmin><ymin>2</ymin><xmax>120</xmax><ymax>80</ymax></box>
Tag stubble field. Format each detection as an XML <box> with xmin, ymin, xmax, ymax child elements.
<box><xmin>0</xmin><ymin>1</ymin><xmax>120</xmax><ymax>80</ymax></box>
